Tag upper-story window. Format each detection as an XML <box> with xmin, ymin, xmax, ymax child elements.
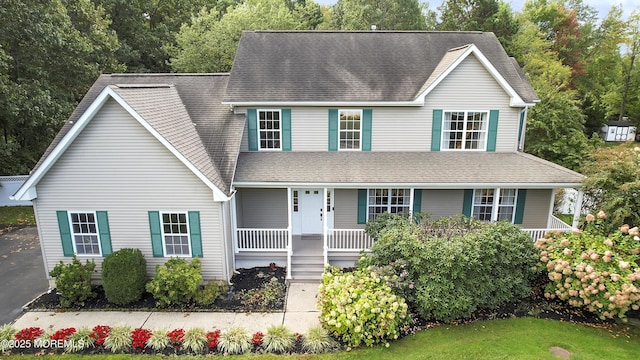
<box><xmin>472</xmin><ymin>188</ymin><xmax>517</xmax><ymax>222</ymax></box>
<box><xmin>442</xmin><ymin>111</ymin><xmax>488</xmax><ymax>150</ymax></box>
<box><xmin>69</xmin><ymin>212</ymin><xmax>101</xmax><ymax>255</ymax></box>
<box><xmin>258</xmin><ymin>109</ymin><xmax>281</xmax><ymax>150</ymax></box>
<box><xmin>339</xmin><ymin>110</ymin><xmax>362</xmax><ymax>150</ymax></box>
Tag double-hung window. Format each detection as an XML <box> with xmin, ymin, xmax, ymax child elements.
<box><xmin>339</xmin><ymin>110</ymin><xmax>362</xmax><ymax>150</ymax></box>
<box><xmin>69</xmin><ymin>212</ymin><xmax>101</xmax><ymax>255</ymax></box>
<box><xmin>258</xmin><ymin>109</ymin><xmax>281</xmax><ymax>150</ymax></box>
<box><xmin>368</xmin><ymin>188</ymin><xmax>410</xmax><ymax>220</ymax></box>
<box><xmin>472</xmin><ymin>189</ymin><xmax>517</xmax><ymax>223</ymax></box>
<box><xmin>161</xmin><ymin>212</ymin><xmax>191</xmax><ymax>256</ymax></box>
<box><xmin>442</xmin><ymin>111</ymin><xmax>488</xmax><ymax>150</ymax></box>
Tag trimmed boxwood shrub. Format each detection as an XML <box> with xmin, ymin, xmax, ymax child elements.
<box><xmin>360</xmin><ymin>215</ymin><xmax>539</xmax><ymax>322</ymax></box>
<box><xmin>102</xmin><ymin>248</ymin><xmax>147</xmax><ymax>305</ymax></box>
<box><xmin>49</xmin><ymin>256</ymin><xmax>96</xmax><ymax>307</ymax></box>
<box><xmin>146</xmin><ymin>257</ymin><xmax>202</xmax><ymax>306</ymax></box>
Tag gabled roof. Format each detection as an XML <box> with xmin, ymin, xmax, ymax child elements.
<box><xmin>13</xmin><ymin>74</ymin><xmax>243</xmax><ymax>201</ymax></box>
<box><xmin>233</xmin><ymin>152</ymin><xmax>583</xmax><ymax>188</ymax></box>
<box><xmin>224</xmin><ymin>31</ymin><xmax>538</xmax><ymax>106</ymax></box>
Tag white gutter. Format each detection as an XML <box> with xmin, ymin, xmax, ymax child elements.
<box><xmin>232</xmin><ymin>182</ymin><xmax>583</xmax><ymax>189</ymax></box>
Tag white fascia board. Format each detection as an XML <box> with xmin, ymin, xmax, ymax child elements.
<box><xmin>222</xmin><ymin>100</ymin><xmax>424</xmax><ymax>107</ymax></box>
<box><xmin>232</xmin><ymin>182</ymin><xmax>583</xmax><ymax>189</ymax></box>
<box><xmin>415</xmin><ymin>44</ymin><xmax>527</xmax><ymax>108</ymax></box>
<box><xmin>107</xmin><ymin>90</ymin><xmax>230</xmax><ymax>202</ymax></box>
<box><xmin>12</xmin><ymin>86</ymin><xmax>229</xmax><ymax>202</ymax></box>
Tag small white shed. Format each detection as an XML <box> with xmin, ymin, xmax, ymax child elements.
<box><xmin>600</xmin><ymin>120</ymin><xmax>636</xmax><ymax>142</ymax></box>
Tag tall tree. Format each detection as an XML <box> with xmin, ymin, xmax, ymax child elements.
<box><xmin>331</xmin><ymin>0</ymin><xmax>427</xmax><ymax>30</ymax></box>
<box><xmin>0</xmin><ymin>0</ymin><xmax>122</xmax><ymax>175</ymax></box>
<box><xmin>169</xmin><ymin>0</ymin><xmax>303</xmax><ymax>73</ymax></box>
<box><xmin>436</xmin><ymin>0</ymin><xmax>519</xmax><ymax>49</ymax></box>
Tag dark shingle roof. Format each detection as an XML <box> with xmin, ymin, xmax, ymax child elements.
<box><xmin>233</xmin><ymin>152</ymin><xmax>583</xmax><ymax>186</ymax></box>
<box><xmin>32</xmin><ymin>74</ymin><xmax>243</xmax><ymax>195</ymax></box>
<box><xmin>224</xmin><ymin>31</ymin><xmax>538</xmax><ymax>104</ymax></box>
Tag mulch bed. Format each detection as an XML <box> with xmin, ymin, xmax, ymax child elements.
<box><xmin>26</xmin><ymin>266</ymin><xmax>287</xmax><ymax>312</ymax></box>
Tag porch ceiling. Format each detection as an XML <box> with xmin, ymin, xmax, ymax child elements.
<box><xmin>233</xmin><ymin>152</ymin><xmax>584</xmax><ymax>188</ymax></box>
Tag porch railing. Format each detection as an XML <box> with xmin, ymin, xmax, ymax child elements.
<box><xmin>327</xmin><ymin>229</ymin><xmax>374</xmax><ymax>251</ymax></box>
<box><xmin>522</xmin><ymin>215</ymin><xmax>573</xmax><ymax>241</ymax></box>
<box><xmin>236</xmin><ymin>228</ymin><xmax>289</xmax><ymax>251</ymax></box>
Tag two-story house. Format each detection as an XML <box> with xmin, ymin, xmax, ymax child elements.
<box><xmin>13</xmin><ymin>31</ymin><xmax>582</xmax><ymax>284</ymax></box>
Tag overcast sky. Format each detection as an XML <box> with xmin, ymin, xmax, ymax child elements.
<box><xmin>314</xmin><ymin>1</ymin><xmax>640</xmax><ymax>20</ymax></box>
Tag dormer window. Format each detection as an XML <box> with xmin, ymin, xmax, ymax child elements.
<box><xmin>339</xmin><ymin>110</ymin><xmax>362</xmax><ymax>150</ymax></box>
<box><xmin>258</xmin><ymin>109</ymin><xmax>281</xmax><ymax>150</ymax></box>
<box><xmin>442</xmin><ymin>111</ymin><xmax>488</xmax><ymax>150</ymax></box>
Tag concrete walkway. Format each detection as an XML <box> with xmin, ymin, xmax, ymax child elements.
<box><xmin>11</xmin><ymin>282</ymin><xmax>321</xmax><ymax>334</ymax></box>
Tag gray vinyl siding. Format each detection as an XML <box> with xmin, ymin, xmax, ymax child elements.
<box><xmin>370</xmin><ymin>107</ymin><xmax>430</xmax><ymax>151</ymax></box>
<box><xmin>522</xmin><ymin>189</ymin><xmax>553</xmax><ymax>228</ymax></box>
<box><xmin>334</xmin><ymin>189</ymin><xmax>364</xmax><ymax>229</ymax></box>
<box><xmin>425</xmin><ymin>55</ymin><xmax>520</xmax><ymax>152</ymax></box>
<box><xmin>235</xmin><ymin>188</ymin><xmax>288</xmax><ymax>228</ymax></box>
<box><xmin>33</xmin><ymin>98</ymin><xmax>227</xmax><ymax>281</ymax></box>
<box><xmin>291</xmin><ymin>108</ymin><xmax>329</xmax><ymax>151</ymax></box>
<box><xmin>421</xmin><ymin>190</ymin><xmax>465</xmax><ymax>218</ymax></box>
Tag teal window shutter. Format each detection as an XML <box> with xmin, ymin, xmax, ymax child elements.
<box><xmin>517</xmin><ymin>110</ymin><xmax>525</xmax><ymax>146</ymax></box>
<box><xmin>56</xmin><ymin>210</ymin><xmax>74</xmax><ymax>257</ymax></box>
<box><xmin>247</xmin><ymin>109</ymin><xmax>258</xmax><ymax>151</ymax></box>
<box><xmin>328</xmin><ymin>109</ymin><xmax>338</xmax><ymax>151</ymax></box>
<box><xmin>412</xmin><ymin>189</ymin><xmax>422</xmax><ymax>215</ymax></box>
<box><xmin>96</xmin><ymin>211</ymin><xmax>112</xmax><ymax>256</ymax></box>
<box><xmin>148</xmin><ymin>211</ymin><xmax>164</xmax><ymax>257</ymax></box>
<box><xmin>487</xmin><ymin>110</ymin><xmax>499</xmax><ymax>152</ymax></box>
<box><xmin>188</xmin><ymin>211</ymin><xmax>203</xmax><ymax>258</ymax></box>
<box><xmin>282</xmin><ymin>109</ymin><xmax>292</xmax><ymax>151</ymax></box>
<box><xmin>514</xmin><ymin>189</ymin><xmax>527</xmax><ymax>224</ymax></box>
<box><xmin>431</xmin><ymin>109</ymin><xmax>443</xmax><ymax>151</ymax></box>
<box><xmin>462</xmin><ymin>189</ymin><xmax>474</xmax><ymax>217</ymax></box>
<box><xmin>362</xmin><ymin>109</ymin><xmax>372</xmax><ymax>151</ymax></box>
<box><xmin>357</xmin><ymin>189</ymin><xmax>367</xmax><ymax>224</ymax></box>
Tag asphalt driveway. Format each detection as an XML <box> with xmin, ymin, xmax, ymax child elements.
<box><xmin>0</xmin><ymin>226</ymin><xmax>48</xmax><ymax>325</ymax></box>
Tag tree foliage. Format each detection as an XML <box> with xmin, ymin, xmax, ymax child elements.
<box><xmin>581</xmin><ymin>142</ymin><xmax>640</xmax><ymax>227</ymax></box>
<box><xmin>331</xmin><ymin>0</ymin><xmax>427</xmax><ymax>30</ymax></box>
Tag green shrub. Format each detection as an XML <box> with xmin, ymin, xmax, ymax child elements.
<box><xmin>49</xmin><ymin>256</ymin><xmax>96</xmax><ymax>307</ymax></box>
<box><xmin>194</xmin><ymin>280</ymin><xmax>229</xmax><ymax>306</ymax></box>
<box><xmin>360</xmin><ymin>215</ymin><xmax>539</xmax><ymax>322</ymax></box>
<box><xmin>0</xmin><ymin>324</ymin><xmax>16</xmax><ymax>352</ymax></box>
<box><xmin>66</xmin><ymin>327</ymin><xmax>94</xmax><ymax>352</ymax></box>
<box><xmin>102</xmin><ymin>248</ymin><xmax>147</xmax><ymax>305</ymax></box>
<box><xmin>536</xmin><ymin>211</ymin><xmax>640</xmax><ymax>319</ymax></box>
<box><xmin>183</xmin><ymin>328</ymin><xmax>208</xmax><ymax>354</ymax></box>
<box><xmin>145</xmin><ymin>258</ymin><xmax>202</xmax><ymax>306</ymax></box>
<box><xmin>318</xmin><ymin>266</ymin><xmax>409</xmax><ymax>347</ymax></box>
<box><xmin>301</xmin><ymin>325</ymin><xmax>338</xmax><ymax>354</ymax></box>
<box><xmin>262</xmin><ymin>325</ymin><xmax>295</xmax><ymax>353</ymax></box>
<box><xmin>240</xmin><ymin>277</ymin><xmax>286</xmax><ymax>309</ymax></box>
<box><xmin>218</xmin><ymin>326</ymin><xmax>252</xmax><ymax>355</ymax></box>
<box><xmin>103</xmin><ymin>326</ymin><xmax>132</xmax><ymax>353</ymax></box>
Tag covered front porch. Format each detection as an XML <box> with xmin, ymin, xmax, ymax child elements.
<box><xmin>230</xmin><ymin>186</ymin><xmax>576</xmax><ymax>280</ymax></box>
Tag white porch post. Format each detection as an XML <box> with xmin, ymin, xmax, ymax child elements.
<box><xmin>323</xmin><ymin>187</ymin><xmax>329</xmax><ymax>266</ymax></box>
<box><xmin>491</xmin><ymin>188</ymin><xmax>501</xmax><ymax>222</ymax></box>
<box><xmin>230</xmin><ymin>191</ymin><xmax>239</xmax><ymax>254</ymax></box>
<box><xmin>547</xmin><ymin>189</ymin><xmax>556</xmax><ymax>228</ymax></box>
<box><xmin>409</xmin><ymin>188</ymin><xmax>415</xmax><ymax>218</ymax></box>
<box><xmin>572</xmin><ymin>189</ymin><xmax>584</xmax><ymax>228</ymax></box>
<box><xmin>286</xmin><ymin>187</ymin><xmax>293</xmax><ymax>279</ymax></box>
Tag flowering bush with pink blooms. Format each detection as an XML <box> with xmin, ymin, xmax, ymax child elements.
<box><xmin>318</xmin><ymin>266</ymin><xmax>409</xmax><ymax>348</ymax></box>
<box><xmin>536</xmin><ymin>211</ymin><xmax>640</xmax><ymax>319</ymax></box>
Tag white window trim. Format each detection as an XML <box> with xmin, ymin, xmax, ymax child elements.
<box><xmin>367</xmin><ymin>188</ymin><xmax>411</xmax><ymax>220</ymax></box>
<box><xmin>68</xmin><ymin>211</ymin><xmax>102</xmax><ymax>257</ymax></box>
<box><xmin>472</xmin><ymin>188</ymin><xmax>518</xmax><ymax>223</ymax></box>
<box><xmin>441</xmin><ymin>110</ymin><xmax>489</xmax><ymax>151</ymax></box>
<box><xmin>257</xmin><ymin>109</ymin><xmax>283</xmax><ymax>151</ymax></box>
<box><xmin>160</xmin><ymin>211</ymin><xmax>192</xmax><ymax>257</ymax></box>
<box><xmin>338</xmin><ymin>109</ymin><xmax>363</xmax><ymax>151</ymax></box>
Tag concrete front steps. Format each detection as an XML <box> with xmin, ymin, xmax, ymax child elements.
<box><xmin>290</xmin><ymin>254</ymin><xmax>324</xmax><ymax>282</ymax></box>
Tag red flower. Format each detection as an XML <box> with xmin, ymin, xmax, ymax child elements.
<box><xmin>167</xmin><ymin>328</ymin><xmax>185</xmax><ymax>347</ymax></box>
<box><xmin>252</xmin><ymin>331</ymin><xmax>263</xmax><ymax>346</ymax></box>
<box><xmin>50</xmin><ymin>327</ymin><xmax>76</xmax><ymax>341</ymax></box>
<box><xmin>131</xmin><ymin>328</ymin><xmax>152</xmax><ymax>350</ymax></box>
<box><xmin>206</xmin><ymin>329</ymin><xmax>221</xmax><ymax>349</ymax></box>
<box><xmin>15</xmin><ymin>327</ymin><xmax>43</xmax><ymax>342</ymax></box>
<box><xmin>90</xmin><ymin>325</ymin><xmax>112</xmax><ymax>346</ymax></box>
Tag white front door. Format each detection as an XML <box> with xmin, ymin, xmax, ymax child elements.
<box><xmin>299</xmin><ymin>189</ymin><xmax>324</xmax><ymax>234</ymax></box>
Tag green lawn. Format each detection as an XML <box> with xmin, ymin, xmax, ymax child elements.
<box><xmin>6</xmin><ymin>318</ymin><xmax>640</xmax><ymax>359</ymax></box>
<box><xmin>0</xmin><ymin>205</ymin><xmax>36</xmax><ymax>226</ymax></box>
